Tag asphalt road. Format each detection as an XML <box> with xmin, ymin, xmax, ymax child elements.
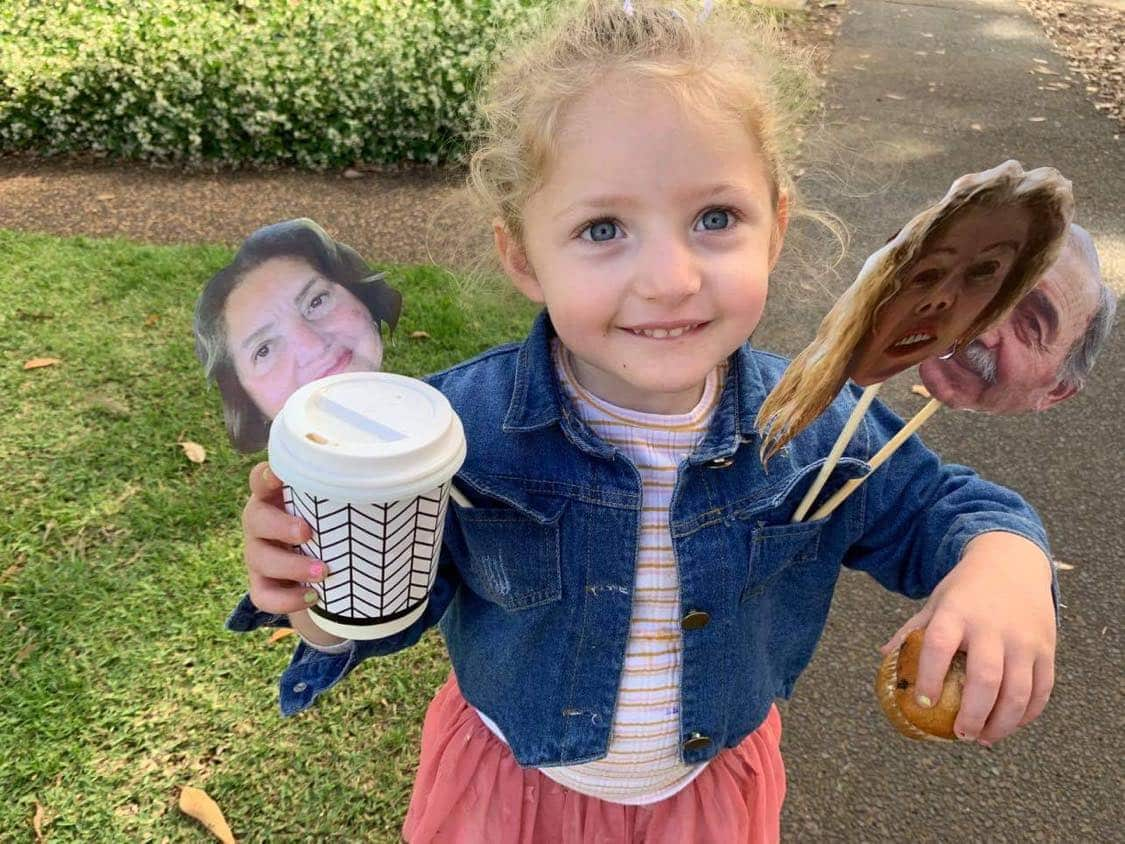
<box><xmin>758</xmin><ymin>0</ymin><xmax>1124</xmax><ymax>839</ymax></box>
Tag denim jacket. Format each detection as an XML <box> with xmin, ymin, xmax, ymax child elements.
<box><xmin>227</xmin><ymin>311</ymin><xmax>1056</xmax><ymax>768</ymax></box>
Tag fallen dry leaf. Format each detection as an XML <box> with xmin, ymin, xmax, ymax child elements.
<box><xmin>95</xmin><ymin>193</ymin><xmax>116</xmax><ymax>201</ymax></box>
<box><xmin>15</xmin><ymin>642</ymin><xmax>37</xmax><ymax>664</ymax></box>
<box><xmin>268</xmin><ymin>628</ymin><xmax>295</xmax><ymax>644</ymax></box>
<box><xmin>2</xmin><ymin>563</ymin><xmax>22</xmax><ymax>582</ymax></box>
<box><xmin>342</xmin><ymin>168</ymin><xmax>363</xmax><ymax>179</ymax></box>
<box><xmin>179</xmin><ymin>786</ymin><xmax>236</xmax><ymax>844</ymax></box>
<box><xmin>409</xmin><ymin>330</ymin><xmax>431</xmax><ymax>340</ymax></box>
<box><xmin>1053</xmin><ymin>560</ymin><xmax>1076</xmax><ymax>571</ymax></box>
<box><xmin>911</xmin><ymin>384</ymin><xmax>932</xmax><ymax>399</ymax></box>
<box><xmin>145</xmin><ymin>314</ymin><xmax>160</xmax><ymax>327</ymax></box>
<box><xmin>23</xmin><ymin>357</ymin><xmax>61</xmax><ymax>370</ymax></box>
<box><xmin>179</xmin><ymin>441</ymin><xmax>207</xmax><ymax>464</ymax></box>
<box><xmin>32</xmin><ymin>801</ymin><xmax>45</xmax><ymax>841</ymax></box>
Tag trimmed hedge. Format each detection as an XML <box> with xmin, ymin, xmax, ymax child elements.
<box><xmin>0</xmin><ymin>0</ymin><xmax>541</xmax><ymax>168</ymax></box>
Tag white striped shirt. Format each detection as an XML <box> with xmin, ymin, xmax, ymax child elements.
<box><xmin>476</xmin><ymin>341</ymin><xmax>725</xmax><ymax>804</ymax></box>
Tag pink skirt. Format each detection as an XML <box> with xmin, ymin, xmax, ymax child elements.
<box><xmin>402</xmin><ymin>674</ymin><xmax>786</xmax><ymax>844</ymax></box>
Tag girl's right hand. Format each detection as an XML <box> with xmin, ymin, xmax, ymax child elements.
<box><xmin>242</xmin><ymin>462</ymin><xmax>326</xmax><ymax>615</ymax></box>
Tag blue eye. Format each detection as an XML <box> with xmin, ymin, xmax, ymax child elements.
<box><xmin>698</xmin><ymin>208</ymin><xmax>731</xmax><ymax>231</ymax></box>
<box><xmin>583</xmin><ymin>220</ymin><xmax>619</xmax><ymax>242</ymax></box>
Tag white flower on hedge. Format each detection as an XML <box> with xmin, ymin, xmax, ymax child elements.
<box><xmin>0</xmin><ymin>0</ymin><xmax>538</xmax><ymax>166</ymax></box>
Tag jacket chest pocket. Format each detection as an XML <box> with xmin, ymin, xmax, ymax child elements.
<box><xmin>741</xmin><ymin>519</ymin><xmax>826</xmax><ymax>602</ymax></box>
<box><xmin>455</xmin><ymin>505</ymin><xmax>563</xmax><ymax>611</ymax></box>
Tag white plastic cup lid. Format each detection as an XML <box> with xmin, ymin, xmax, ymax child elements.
<box><xmin>268</xmin><ymin>372</ymin><xmax>466</xmax><ymax>502</ymax></box>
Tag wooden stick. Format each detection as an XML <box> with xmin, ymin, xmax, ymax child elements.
<box><xmin>792</xmin><ymin>383</ymin><xmax>882</xmax><ymax>523</ymax></box>
<box><xmin>449</xmin><ymin>483</ymin><xmax>473</xmax><ymax>508</ymax></box>
<box><xmin>809</xmin><ymin>398</ymin><xmax>942</xmax><ymax>521</ymax></box>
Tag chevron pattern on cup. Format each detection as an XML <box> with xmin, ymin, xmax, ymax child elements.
<box><xmin>282</xmin><ymin>483</ymin><xmax>450</xmax><ymax>622</ymax></box>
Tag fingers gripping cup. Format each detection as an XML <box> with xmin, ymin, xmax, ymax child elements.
<box><xmin>268</xmin><ymin>373</ymin><xmax>466</xmax><ymax>640</ymax></box>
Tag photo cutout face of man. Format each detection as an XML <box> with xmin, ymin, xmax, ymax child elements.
<box><xmin>919</xmin><ymin>225</ymin><xmax>1111</xmax><ymax>413</ymax></box>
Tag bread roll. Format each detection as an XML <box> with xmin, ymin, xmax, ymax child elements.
<box><xmin>876</xmin><ymin>628</ymin><xmax>966</xmax><ymax>741</ymax></box>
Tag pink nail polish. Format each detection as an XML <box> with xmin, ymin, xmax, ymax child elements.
<box><xmin>308</xmin><ymin>563</ymin><xmax>325</xmax><ymax>579</ymax></box>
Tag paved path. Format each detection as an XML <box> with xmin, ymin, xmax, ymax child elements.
<box><xmin>759</xmin><ymin>0</ymin><xmax>1123</xmax><ymax>839</ymax></box>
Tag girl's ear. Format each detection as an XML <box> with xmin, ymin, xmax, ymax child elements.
<box><xmin>768</xmin><ymin>192</ymin><xmax>790</xmax><ymax>271</ymax></box>
<box><xmin>493</xmin><ymin>220</ymin><xmax>544</xmax><ymax>303</ymax></box>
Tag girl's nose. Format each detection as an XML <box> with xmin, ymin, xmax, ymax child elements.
<box><xmin>634</xmin><ymin>238</ymin><xmax>702</xmax><ymax>302</ymax></box>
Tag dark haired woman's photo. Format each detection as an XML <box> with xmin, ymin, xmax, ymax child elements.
<box><xmin>194</xmin><ymin>219</ymin><xmax>402</xmax><ymax>452</ymax></box>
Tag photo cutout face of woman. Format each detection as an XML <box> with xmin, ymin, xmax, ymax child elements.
<box><xmin>847</xmin><ymin>204</ymin><xmax>1032</xmax><ymax>387</ymax></box>
<box><xmin>224</xmin><ymin>256</ymin><xmax>385</xmax><ymax>420</ymax></box>
<box><xmin>918</xmin><ymin>224</ymin><xmax>1112</xmax><ymax>413</ymax></box>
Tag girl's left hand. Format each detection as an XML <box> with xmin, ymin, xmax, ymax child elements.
<box><xmin>879</xmin><ymin>531</ymin><xmax>1056</xmax><ymax>746</ymax></box>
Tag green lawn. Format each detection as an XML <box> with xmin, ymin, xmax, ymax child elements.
<box><xmin>0</xmin><ymin>229</ymin><xmax>539</xmax><ymax>841</ymax></box>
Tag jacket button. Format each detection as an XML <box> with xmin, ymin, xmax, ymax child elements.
<box><xmin>683</xmin><ymin>732</ymin><xmax>712</xmax><ymax>751</ymax></box>
<box><xmin>681</xmin><ymin>610</ymin><xmax>711</xmax><ymax>630</ymax></box>
<box><xmin>707</xmin><ymin>457</ymin><xmax>734</xmax><ymax>469</ymax></box>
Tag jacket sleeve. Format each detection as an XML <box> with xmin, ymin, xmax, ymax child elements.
<box><xmin>224</xmin><ymin>538</ymin><xmax>462</xmax><ymax>717</ymax></box>
<box><xmin>841</xmin><ymin>395</ymin><xmax>1059</xmax><ymax>613</ymax></box>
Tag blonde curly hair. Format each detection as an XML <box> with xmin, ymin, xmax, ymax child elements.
<box><xmin>756</xmin><ymin>160</ymin><xmax>1074</xmax><ymax>462</ymax></box>
<box><xmin>463</xmin><ymin>0</ymin><xmax>819</xmax><ymax>255</ymax></box>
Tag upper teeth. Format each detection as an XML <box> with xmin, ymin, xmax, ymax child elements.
<box><xmin>893</xmin><ymin>333</ymin><xmax>933</xmax><ymax>348</ymax></box>
<box><xmin>632</xmin><ymin>325</ymin><xmax>697</xmax><ymax>339</ymax></box>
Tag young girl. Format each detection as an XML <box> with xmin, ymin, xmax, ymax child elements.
<box><xmin>228</xmin><ymin>2</ymin><xmax>1058</xmax><ymax>840</ymax></box>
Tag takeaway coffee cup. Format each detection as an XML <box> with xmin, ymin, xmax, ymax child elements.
<box><xmin>268</xmin><ymin>372</ymin><xmax>466</xmax><ymax>640</ymax></box>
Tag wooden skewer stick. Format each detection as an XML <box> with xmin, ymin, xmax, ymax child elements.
<box><xmin>809</xmin><ymin>398</ymin><xmax>942</xmax><ymax>521</ymax></box>
<box><xmin>792</xmin><ymin>383</ymin><xmax>882</xmax><ymax>523</ymax></box>
<box><xmin>449</xmin><ymin>484</ymin><xmax>473</xmax><ymax>508</ymax></box>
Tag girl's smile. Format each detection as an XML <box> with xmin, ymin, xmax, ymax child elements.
<box><xmin>622</xmin><ymin>320</ymin><xmax>709</xmax><ymax>339</ymax></box>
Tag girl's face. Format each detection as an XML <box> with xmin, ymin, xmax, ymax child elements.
<box><xmin>497</xmin><ymin>77</ymin><xmax>787</xmax><ymax>414</ymax></box>
<box><xmin>225</xmin><ymin>256</ymin><xmax>383</xmax><ymax>419</ymax></box>
<box><xmin>848</xmin><ymin>205</ymin><xmax>1032</xmax><ymax>386</ymax></box>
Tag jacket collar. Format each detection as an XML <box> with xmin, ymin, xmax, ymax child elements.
<box><xmin>502</xmin><ymin>311</ymin><xmax>770</xmax><ymax>461</ymax></box>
